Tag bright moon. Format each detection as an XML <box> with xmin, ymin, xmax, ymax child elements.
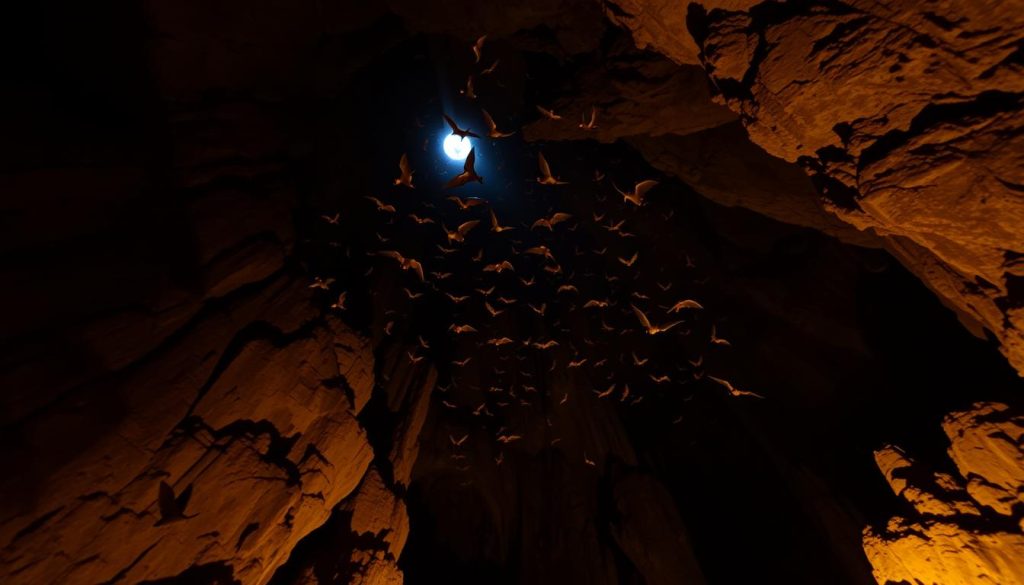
<box><xmin>443</xmin><ymin>134</ymin><xmax>472</xmax><ymax>160</ymax></box>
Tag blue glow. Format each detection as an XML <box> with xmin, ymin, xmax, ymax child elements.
<box><xmin>443</xmin><ymin>134</ymin><xmax>472</xmax><ymax>161</ymax></box>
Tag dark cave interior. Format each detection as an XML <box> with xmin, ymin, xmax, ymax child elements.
<box><xmin>2</xmin><ymin>1</ymin><xmax>1023</xmax><ymax>585</ymax></box>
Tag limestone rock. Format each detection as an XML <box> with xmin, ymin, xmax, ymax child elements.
<box><xmin>602</xmin><ymin>0</ymin><xmax>1024</xmax><ymax>374</ymax></box>
<box><xmin>863</xmin><ymin>517</ymin><xmax>1024</xmax><ymax>585</ymax></box>
<box><xmin>628</xmin><ymin>124</ymin><xmax>879</xmax><ymax>246</ymax></box>
<box><xmin>520</xmin><ymin>38</ymin><xmax>878</xmax><ymax>247</ymax></box>
<box><xmin>522</xmin><ymin>39</ymin><xmax>737</xmax><ymax>143</ymax></box>
<box><xmin>943</xmin><ymin>402</ymin><xmax>1024</xmax><ymax>516</ymax></box>
<box><xmin>684</xmin><ymin>0</ymin><xmax>1024</xmax><ymax>373</ymax></box>
<box><xmin>343</xmin><ymin>468</ymin><xmax>410</xmax><ymax>559</ymax></box>
<box><xmin>0</xmin><ymin>280</ymin><xmax>378</xmax><ymax>585</ymax></box>
<box><xmin>864</xmin><ymin>402</ymin><xmax>1024</xmax><ymax>585</ymax></box>
<box><xmin>602</xmin><ymin>0</ymin><xmax>760</xmax><ymax>65</ymax></box>
<box><xmin>873</xmin><ymin>445</ymin><xmax>979</xmax><ymax>517</ymax></box>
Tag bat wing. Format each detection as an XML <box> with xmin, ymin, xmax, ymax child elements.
<box><xmin>538</xmin><ymin>152</ymin><xmax>553</xmax><ymax>179</ymax></box>
<box><xmin>631</xmin><ymin>304</ymin><xmax>652</xmax><ymax>330</ymax></box>
<box><xmin>443</xmin><ymin>114</ymin><xmax>459</xmax><ymax>133</ymax></box>
<box><xmin>550</xmin><ymin>212</ymin><xmax>572</xmax><ymax>225</ymax></box>
<box><xmin>458</xmin><ymin>220</ymin><xmax>480</xmax><ymax>236</ymax></box>
<box><xmin>377</xmin><ymin>250</ymin><xmax>403</xmax><ymax>261</ymax></box>
<box><xmin>481</xmin><ymin>109</ymin><xmax>496</xmax><ymax>132</ymax></box>
<box><xmin>634</xmin><ymin>180</ymin><xmax>659</xmax><ymax>200</ymax></box>
<box><xmin>409</xmin><ymin>259</ymin><xmax>425</xmax><ymax>281</ymax></box>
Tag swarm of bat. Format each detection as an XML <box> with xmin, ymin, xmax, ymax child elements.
<box><xmin>300</xmin><ymin>35</ymin><xmax>760</xmax><ymax>477</ymax></box>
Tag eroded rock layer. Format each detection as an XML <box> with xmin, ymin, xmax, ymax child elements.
<box><xmin>1</xmin><ymin>3</ymin><xmax>421</xmax><ymax>583</ymax></box>
<box><xmin>1</xmin><ymin>1</ymin><xmax>1022</xmax><ymax>584</ymax></box>
<box><xmin>864</xmin><ymin>402</ymin><xmax>1024</xmax><ymax>585</ymax></box>
<box><xmin>603</xmin><ymin>0</ymin><xmax>1024</xmax><ymax>374</ymax></box>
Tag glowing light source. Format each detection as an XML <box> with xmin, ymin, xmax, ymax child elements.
<box><xmin>443</xmin><ymin>134</ymin><xmax>472</xmax><ymax>160</ymax></box>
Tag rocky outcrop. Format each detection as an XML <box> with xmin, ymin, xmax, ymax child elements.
<box><xmin>863</xmin><ymin>402</ymin><xmax>1024</xmax><ymax>585</ymax></box>
<box><xmin>275</xmin><ymin>466</ymin><xmax>410</xmax><ymax>585</ymax></box>
<box><xmin>944</xmin><ymin>403</ymin><xmax>1024</xmax><ymax>516</ymax></box>
<box><xmin>4</xmin><ymin>1</ymin><xmax>1022</xmax><ymax>584</ymax></box>
<box><xmin>600</xmin><ymin>0</ymin><xmax>758</xmax><ymax>65</ymax></box>
<box><xmin>522</xmin><ymin>36</ymin><xmax>737</xmax><ymax>143</ymax></box>
<box><xmin>627</xmin><ymin>123</ymin><xmax>879</xmax><ymax>246</ymax></box>
<box><xmin>264</xmin><ymin>336</ymin><xmax>437</xmax><ymax>585</ymax></box>
<box><xmin>0</xmin><ymin>84</ymin><xmax>420</xmax><ymax>580</ymax></box>
<box><xmin>0</xmin><ymin>3</ymin><xmax>427</xmax><ymax>582</ymax></box>
<box><xmin>0</xmin><ymin>284</ymin><xmax>378</xmax><ymax>584</ymax></box>
<box><xmin>601</xmin><ymin>0</ymin><xmax>1024</xmax><ymax>374</ymax></box>
<box><xmin>521</xmin><ymin>37</ymin><xmax>879</xmax><ymax>247</ymax></box>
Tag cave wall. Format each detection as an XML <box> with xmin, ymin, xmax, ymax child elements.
<box><xmin>1</xmin><ymin>1</ymin><xmax>1022</xmax><ymax>584</ymax></box>
<box><xmin>864</xmin><ymin>403</ymin><xmax>1024</xmax><ymax>584</ymax></box>
<box><xmin>600</xmin><ymin>0</ymin><xmax>1024</xmax><ymax>375</ymax></box>
<box><xmin>588</xmin><ymin>2</ymin><xmax>1024</xmax><ymax>580</ymax></box>
<box><xmin>0</xmin><ymin>2</ymin><xmax>423</xmax><ymax>583</ymax></box>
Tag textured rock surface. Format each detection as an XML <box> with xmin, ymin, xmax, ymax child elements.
<box><xmin>3</xmin><ymin>1</ymin><xmax>1023</xmax><ymax>584</ymax></box>
<box><xmin>604</xmin><ymin>0</ymin><xmax>1024</xmax><ymax>373</ymax></box>
<box><xmin>601</xmin><ymin>0</ymin><xmax>759</xmax><ymax>65</ymax></box>
<box><xmin>627</xmin><ymin>124</ymin><xmax>879</xmax><ymax>246</ymax></box>
<box><xmin>522</xmin><ymin>37</ymin><xmax>737</xmax><ymax>143</ymax></box>
<box><xmin>943</xmin><ymin>403</ymin><xmax>1024</xmax><ymax>516</ymax></box>
<box><xmin>0</xmin><ymin>3</ymin><xmax>421</xmax><ymax>583</ymax></box>
<box><xmin>865</xmin><ymin>518</ymin><xmax>1024</xmax><ymax>585</ymax></box>
<box><xmin>0</xmin><ymin>290</ymin><xmax>377</xmax><ymax>584</ymax></box>
<box><xmin>521</xmin><ymin>37</ymin><xmax>879</xmax><ymax>247</ymax></box>
<box><xmin>873</xmin><ymin>445</ymin><xmax>979</xmax><ymax>517</ymax></box>
<box><xmin>864</xmin><ymin>402</ymin><xmax>1024</xmax><ymax>585</ymax></box>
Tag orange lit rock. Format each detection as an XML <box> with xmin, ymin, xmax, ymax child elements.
<box><xmin>601</xmin><ymin>0</ymin><xmax>761</xmax><ymax>65</ymax></box>
<box><xmin>337</xmin><ymin>467</ymin><xmax>410</xmax><ymax>585</ymax></box>
<box><xmin>522</xmin><ymin>43</ymin><xmax>737</xmax><ymax>144</ymax></box>
<box><xmin>0</xmin><ymin>278</ymin><xmax>381</xmax><ymax>585</ymax></box>
<box><xmin>864</xmin><ymin>402</ymin><xmax>1024</xmax><ymax>585</ymax></box>
<box><xmin>607</xmin><ymin>0</ymin><xmax>1024</xmax><ymax>374</ymax></box>
<box><xmin>627</xmin><ymin>124</ymin><xmax>879</xmax><ymax>247</ymax></box>
<box><xmin>873</xmin><ymin>445</ymin><xmax>979</xmax><ymax>517</ymax></box>
<box><xmin>521</xmin><ymin>45</ymin><xmax>879</xmax><ymax>247</ymax></box>
<box><xmin>863</xmin><ymin>517</ymin><xmax>1024</xmax><ymax>585</ymax></box>
<box><xmin>344</xmin><ymin>467</ymin><xmax>410</xmax><ymax>558</ymax></box>
<box><xmin>943</xmin><ymin>402</ymin><xmax>1024</xmax><ymax>516</ymax></box>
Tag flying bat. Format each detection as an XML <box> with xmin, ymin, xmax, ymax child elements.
<box><xmin>393</xmin><ymin>153</ymin><xmax>414</xmax><ymax>188</ymax></box>
<box><xmin>631</xmin><ymin>304</ymin><xmax>684</xmax><ymax>335</ymax></box>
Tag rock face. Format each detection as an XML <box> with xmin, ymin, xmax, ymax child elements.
<box><xmin>0</xmin><ymin>289</ymin><xmax>378</xmax><ymax>584</ymax></box>
<box><xmin>3</xmin><ymin>1</ymin><xmax>1023</xmax><ymax>585</ymax></box>
<box><xmin>863</xmin><ymin>403</ymin><xmax>1024</xmax><ymax>585</ymax></box>
<box><xmin>600</xmin><ymin>0</ymin><xmax>759</xmax><ymax>65</ymax></box>
<box><xmin>521</xmin><ymin>36</ymin><xmax>880</xmax><ymax>247</ymax></box>
<box><xmin>944</xmin><ymin>403</ymin><xmax>1024</xmax><ymax>516</ymax></box>
<box><xmin>0</xmin><ymin>3</ymin><xmax>423</xmax><ymax>583</ymax></box>
<box><xmin>522</xmin><ymin>36</ymin><xmax>738</xmax><ymax>143</ymax></box>
<box><xmin>602</xmin><ymin>0</ymin><xmax>1024</xmax><ymax>374</ymax></box>
<box><xmin>626</xmin><ymin>123</ymin><xmax>879</xmax><ymax>246</ymax></box>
